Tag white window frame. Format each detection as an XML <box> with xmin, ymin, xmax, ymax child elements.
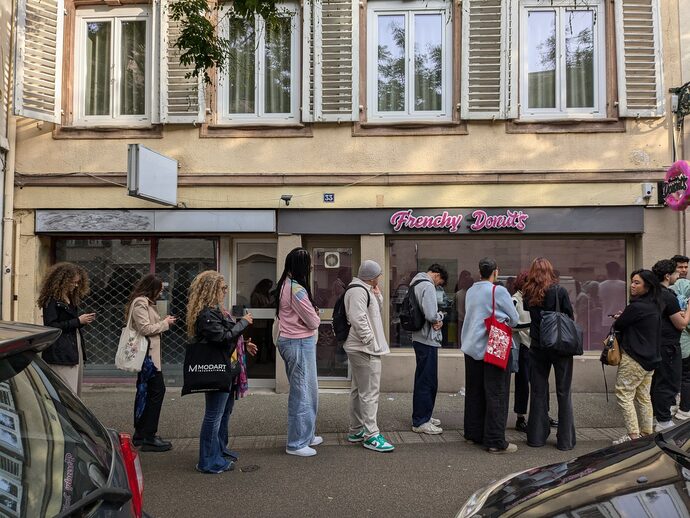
<box><xmin>367</xmin><ymin>0</ymin><xmax>452</xmax><ymax>122</ymax></box>
<box><xmin>73</xmin><ymin>6</ymin><xmax>153</xmax><ymax>127</ymax></box>
<box><xmin>217</xmin><ymin>5</ymin><xmax>301</xmax><ymax>125</ymax></box>
<box><xmin>519</xmin><ymin>0</ymin><xmax>606</xmax><ymax>120</ymax></box>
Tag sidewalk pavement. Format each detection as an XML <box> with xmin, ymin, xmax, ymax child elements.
<box><xmin>82</xmin><ymin>385</ymin><xmax>628</xmax><ymax>449</ymax></box>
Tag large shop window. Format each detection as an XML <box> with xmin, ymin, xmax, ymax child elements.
<box><xmin>389</xmin><ymin>238</ymin><xmax>627</xmax><ymax>352</ymax></box>
<box><xmin>55</xmin><ymin>238</ymin><xmax>218</xmax><ymax>368</ymax></box>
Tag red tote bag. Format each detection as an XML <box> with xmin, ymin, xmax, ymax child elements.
<box><xmin>483</xmin><ymin>285</ymin><xmax>512</xmax><ymax>370</ymax></box>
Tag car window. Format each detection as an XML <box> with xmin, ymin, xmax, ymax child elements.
<box><xmin>0</xmin><ymin>352</ymin><xmax>112</xmax><ymax>517</ymax></box>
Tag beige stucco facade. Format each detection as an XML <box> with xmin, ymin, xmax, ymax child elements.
<box><xmin>5</xmin><ymin>0</ymin><xmax>690</xmax><ymax>391</ymax></box>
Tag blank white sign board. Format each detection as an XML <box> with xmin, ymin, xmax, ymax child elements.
<box><xmin>127</xmin><ymin>144</ymin><xmax>178</xmax><ymax>206</ymax></box>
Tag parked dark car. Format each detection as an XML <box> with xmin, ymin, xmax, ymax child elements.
<box><xmin>0</xmin><ymin>321</ymin><xmax>149</xmax><ymax>517</ymax></box>
<box><xmin>458</xmin><ymin>423</ymin><xmax>690</xmax><ymax>517</ymax></box>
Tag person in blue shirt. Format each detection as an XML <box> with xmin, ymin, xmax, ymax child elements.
<box><xmin>461</xmin><ymin>257</ymin><xmax>519</xmax><ymax>454</ymax></box>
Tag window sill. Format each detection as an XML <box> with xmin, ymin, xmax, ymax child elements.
<box><xmin>53</xmin><ymin>125</ymin><xmax>163</xmax><ymax>139</ymax></box>
<box><xmin>505</xmin><ymin>118</ymin><xmax>625</xmax><ymax>134</ymax></box>
<box><xmin>200</xmin><ymin>123</ymin><xmax>313</xmax><ymax>138</ymax></box>
<box><xmin>353</xmin><ymin>120</ymin><xmax>468</xmax><ymax>137</ymax></box>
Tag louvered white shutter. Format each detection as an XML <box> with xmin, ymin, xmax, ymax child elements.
<box><xmin>14</xmin><ymin>0</ymin><xmax>64</xmax><ymax>123</ymax></box>
<box><xmin>615</xmin><ymin>0</ymin><xmax>664</xmax><ymax>117</ymax></box>
<box><xmin>302</xmin><ymin>0</ymin><xmax>314</xmax><ymax>122</ymax></box>
<box><xmin>503</xmin><ymin>0</ymin><xmax>518</xmax><ymax>119</ymax></box>
<box><xmin>461</xmin><ymin>0</ymin><xmax>507</xmax><ymax>120</ymax></box>
<box><xmin>159</xmin><ymin>0</ymin><xmax>205</xmax><ymax>123</ymax></box>
<box><xmin>307</xmin><ymin>0</ymin><xmax>358</xmax><ymax>122</ymax></box>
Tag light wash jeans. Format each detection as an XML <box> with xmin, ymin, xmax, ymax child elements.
<box><xmin>198</xmin><ymin>391</ymin><xmax>234</xmax><ymax>472</ymax></box>
<box><xmin>278</xmin><ymin>335</ymin><xmax>319</xmax><ymax>451</ymax></box>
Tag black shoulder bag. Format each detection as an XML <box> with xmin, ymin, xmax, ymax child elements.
<box><xmin>539</xmin><ymin>286</ymin><xmax>584</xmax><ymax>356</ymax></box>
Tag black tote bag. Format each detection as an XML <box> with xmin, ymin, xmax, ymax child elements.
<box><xmin>181</xmin><ymin>341</ymin><xmax>240</xmax><ymax>396</ymax></box>
<box><xmin>539</xmin><ymin>286</ymin><xmax>584</xmax><ymax>356</ymax></box>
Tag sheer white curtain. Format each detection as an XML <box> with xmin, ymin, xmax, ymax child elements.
<box><xmin>228</xmin><ymin>18</ymin><xmax>256</xmax><ymax>114</ymax></box>
<box><xmin>565</xmin><ymin>10</ymin><xmax>594</xmax><ymax>108</ymax></box>
<box><xmin>85</xmin><ymin>21</ymin><xmax>111</xmax><ymax>116</ymax></box>
<box><xmin>264</xmin><ymin>17</ymin><xmax>292</xmax><ymax>114</ymax></box>
<box><xmin>414</xmin><ymin>13</ymin><xmax>442</xmax><ymax>111</ymax></box>
<box><xmin>120</xmin><ymin>20</ymin><xmax>147</xmax><ymax>115</ymax></box>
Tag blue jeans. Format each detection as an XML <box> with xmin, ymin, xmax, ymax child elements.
<box><xmin>278</xmin><ymin>335</ymin><xmax>318</xmax><ymax>450</ymax></box>
<box><xmin>198</xmin><ymin>391</ymin><xmax>235</xmax><ymax>472</ymax></box>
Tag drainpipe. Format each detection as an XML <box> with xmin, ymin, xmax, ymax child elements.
<box><xmin>1</xmin><ymin>0</ymin><xmax>17</xmax><ymax>321</ymax></box>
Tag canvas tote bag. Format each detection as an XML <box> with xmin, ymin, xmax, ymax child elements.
<box><xmin>115</xmin><ymin>305</ymin><xmax>148</xmax><ymax>372</ymax></box>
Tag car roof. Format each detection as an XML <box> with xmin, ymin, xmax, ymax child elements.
<box><xmin>0</xmin><ymin>321</ymin><xmax>61</xmax><ymax>359</ymax></box>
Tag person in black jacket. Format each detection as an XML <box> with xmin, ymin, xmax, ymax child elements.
<box><xmin>37</xmin><ymin>262</ymin><xmax>95</xmax><ymax>396</ymax></box>
<box><xmin>650</xmin><ymin>259</ymin><xmax>690</xmax><ymax>431</ymax></box>
<box><xmin>612</xmin><ymin>269</ymin><xmax>662</xmax><ymax>444</ymax></box>
<box><xmin>523</xmin><ymin>257</ymin><xmax>576</xmax><ymax>451</ymax></box>
<box><xmin>186</xmin><ymin>271</ymin><xmax>255</xmax><ymax>474</ymax></box>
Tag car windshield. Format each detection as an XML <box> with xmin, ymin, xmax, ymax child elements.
<box><xmin>0</xmin><ymin>352</ymin><xmax>112</xmax><ymax>517</ymax></box>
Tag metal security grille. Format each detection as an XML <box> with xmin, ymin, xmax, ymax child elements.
<box><xmin>54</xmin><ymin>238</ymin><xmax>218</xmax><ymax>370</ymax></box>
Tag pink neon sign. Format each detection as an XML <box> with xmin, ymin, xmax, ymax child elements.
<box><xmin>389</xmin><ymin>209</ymin><xmax>529</xmax><ymax>233</ymax></box>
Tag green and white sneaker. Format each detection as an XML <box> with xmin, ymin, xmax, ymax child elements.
<box><xmin>363</xmin><ymin>434</ymin><xmax>395</xmax><ymax>453</ymax></box>
<box><xmin>347</xmin><ymin>429</ymin><xmax>366</xmax><ymax>443</ymax></box>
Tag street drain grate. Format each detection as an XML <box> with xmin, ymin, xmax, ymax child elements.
<box><xmin>240</xmin><ymin>465</ymin><xmax>260</xmax><ymax>473</ymax></box>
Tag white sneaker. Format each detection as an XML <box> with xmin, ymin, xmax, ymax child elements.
<box><xmin>412</xmin><ymin>421</ymin><xmax>443</xmax><ymax>435</ymax></box>
<box><xmin>612</xmin><ymin>434</ymin><xmax>632</xmax><ymax>445</ymax></box>
<box><xmin>654</xmin><ymin>420</ymin><xmax>675</xmax><ymax>432</ymax></box>
<box><xmin>286</xmin><ymin>446</ymin><xmax>317</xmax><ymax>457</ymax></box>
<box><xmin>310</xmin><ymin>436</ymin><xmax>323</xmax><ymax>447</ymax></box>
<box><xmin>676</xmin><ymin>409</ymin><xmax>690</xmax><ymax>420</ymax></box>
<box><xmin>430</xmin><ymin>417</ymin><xmax>441</xmax><ymax>426</ymax></box>
<box><xmin>671</xmin><ymin>405</ymin><xmax>679</xmax><ymax>416</ymax></box>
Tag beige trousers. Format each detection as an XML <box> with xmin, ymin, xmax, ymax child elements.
<box><xmin>615</xmin><ymin>352</ymin><xmax>653</xmax><ymax>436</ymax></box>
<box><xmin>51</xmin><ymin>334</ymin><xmax>84</xmax><ymax>397</ymax></box>
<box><xmin>347</xmin><ymin>350</ymin><xmax>382</xmax><ymax>439</ymax></box>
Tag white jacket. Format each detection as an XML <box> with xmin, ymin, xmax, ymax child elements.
<box><xmin>343</xmin><ymin>278</ymin><xmax>390</xmax><ymax>355</ymax></box>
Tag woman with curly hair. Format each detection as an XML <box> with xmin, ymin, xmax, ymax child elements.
<box><xmin>37</xmin><ymin>262</ymin><xmax>95</xmax><ymax>396</ymax></box>
<box><xmin>187</xmin><ymin>270</ymin><xmax>256</xmax><ymax>474</ymax></box>
<box><xmin>523</xmin><ymin>257</ymin><xmax>576</xmax><ymax>451</ymax></box>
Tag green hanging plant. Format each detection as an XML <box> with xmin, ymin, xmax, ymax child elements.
<box><xmin>168</xmin><ymin>0</ymin><xmax>285</xmax><ymax>84</ymax></box>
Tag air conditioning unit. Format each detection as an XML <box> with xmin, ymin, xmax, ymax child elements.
<box><xmin>324</xmin><ymin>252</ymin><xmax>340</xmax><ymax>269</ymax></box>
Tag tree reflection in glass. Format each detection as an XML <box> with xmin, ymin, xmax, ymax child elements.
<box><xmin>377</xmin><ymin>15</ymin><xmax>405</xmax><ymax>112</ymax></box>
<box><xmin>565</xmin><ymin>10</ymin><xmax>594</xmax><ymax>108</ymax></box>
<box><xmin>414</xmin><ymin>14</ymin><xmax>442</xmax><ymax>111</ymax></box>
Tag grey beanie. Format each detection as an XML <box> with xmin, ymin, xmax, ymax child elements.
<box><xmin>358</xmin><ymin>260</ymin><xmax>382</xmax><ymax>281</ymax></box>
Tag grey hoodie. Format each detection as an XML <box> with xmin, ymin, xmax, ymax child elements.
<box><xmin>410</xmin><ymin>272</ymin><xmax>444</xmax><ymax>347</ymax></box>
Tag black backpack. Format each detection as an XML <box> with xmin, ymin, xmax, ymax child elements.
<box><xmin>399</xmin><ymin>278</ymin><xmax>433</xmax><ymax>332</ymax></box>
<box><xmin>332</xmin><ymin>284</ymin><xmax>370</xmax><ymax>343</ymax></box>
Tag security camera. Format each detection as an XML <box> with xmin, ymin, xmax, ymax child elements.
<box><xmin>280</xmin><ymin>194</ymin><xmax>293</xmax><ymax>206</ymax></box>
<box><xmin>641</xmin><ymin>183</ymin><xmax>654</xmax><ymax>199</ymax></box>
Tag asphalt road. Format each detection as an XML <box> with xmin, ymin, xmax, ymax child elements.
<box><xmin>82</xmin><ymin>388</ymin><xmax>623</xmax><ymax>518</ymax></box>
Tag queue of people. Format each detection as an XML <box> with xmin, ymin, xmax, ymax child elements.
<box><xmin>35</xmin><ymin>251</ymin><xmax>690</xmax><ymax>470</ymax></box>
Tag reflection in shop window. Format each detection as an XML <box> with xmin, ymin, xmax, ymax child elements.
<box><xmin>389</xmin><ymin>238</ymin><xmax>627</xmax><ymax>351</ymax></box>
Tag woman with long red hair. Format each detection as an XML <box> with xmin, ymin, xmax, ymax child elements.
<box><xmin>523</xmin><ymin>257</ymin><xmax>576</xmax><ymax>451</ymax></box>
